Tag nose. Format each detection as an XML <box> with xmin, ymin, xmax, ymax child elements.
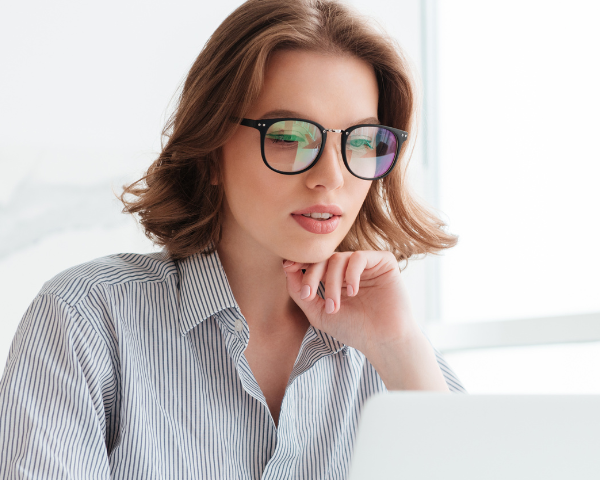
<box><xmin>304</xmin><ymin>131</ymin><xmax>345</xmax><ymax>190</ymax></box>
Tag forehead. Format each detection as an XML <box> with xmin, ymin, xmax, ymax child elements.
<box><xmin>249</xmin><ymin>49</ymin><xmax>379</xmax><ymax>129</ymax></box>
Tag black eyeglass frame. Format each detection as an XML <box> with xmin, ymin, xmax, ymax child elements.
<box><xmin>239</xmin><ymin>117</ymin><xmax>408</xmax><ymax>181</ymax></box>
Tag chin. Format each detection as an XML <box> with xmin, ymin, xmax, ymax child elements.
<box><xmin>284</xmin><ymin>238</ymin><xmax>341</xmax><ymax>264</ymax></box>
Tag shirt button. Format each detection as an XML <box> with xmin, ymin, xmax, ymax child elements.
<box><xmin>235</xmin><ymin>319</ymin><xmax>244</xmax><ymax>332</ymax></box>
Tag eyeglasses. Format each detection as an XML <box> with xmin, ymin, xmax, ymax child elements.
<box><xmin>239</xmin><ymin>117</ymin><xmax>408</xmax><ymax>181</ymax></box>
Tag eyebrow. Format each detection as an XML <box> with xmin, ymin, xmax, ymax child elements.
<box><xmin>258</xmin><ymin>109</ymin><xmax>380</xmax><ymax>126</ymax></box>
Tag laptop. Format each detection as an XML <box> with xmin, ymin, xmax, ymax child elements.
<box><xmin>347</xmin><ymin>392</ymin><xmax>600</xmax><ymax>480</ymax></box>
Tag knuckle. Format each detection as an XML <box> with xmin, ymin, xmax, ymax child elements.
<box><xmin>351</xmin><ymin>250</ymin><xmax>366</xmax><ymax>262</ymax></box>
<box><xmin>328</xmin><ymin>253</ymin><xmax>345</xmax><ymax>265</ymax></box>
<box><xmin>347</xmin><ymin>251</ymin><xmax>363</xmax><ymax>269</ymax></box>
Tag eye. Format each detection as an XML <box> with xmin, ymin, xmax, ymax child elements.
<box><xmin>348</xmin><ymin>138</ymin><xmax>374</xmax><ymax>149</ymax></box>
<box><xmin>266</xmin><ymin>133</ymin><xmax>303</xmax><ymax>143</ymax></box>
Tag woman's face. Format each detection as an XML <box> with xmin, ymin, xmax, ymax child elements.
<box><xmin>219</xmin><ymin>49</ymin><xmax>379</xmax><ymax>264</ymax></box>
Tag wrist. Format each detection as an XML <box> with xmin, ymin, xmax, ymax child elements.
<box><xmin>364</xmin><ymin>321</ymin><xmax>423</xmax><ymax>361</ymax></box>
<box><xmin>366</xmin><ymin>328</ymin><xmax>450</xmax><ymax>392</ymax></box>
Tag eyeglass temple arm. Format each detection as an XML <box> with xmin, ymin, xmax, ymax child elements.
<box><xmin>239</xmin><ymin>118</ymin><xmax>262</xmax><ymax>129</ymax></box>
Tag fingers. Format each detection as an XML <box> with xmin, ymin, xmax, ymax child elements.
<box><xmin>302</xmin><ymin>260</ymin><xmax>328</xmax><ymax>301</ymax></box>
<box><xmin>282</xmin><ymin>260</ymin><xmax>310</xmax><ymax>273</ymax></box>
<box><xmin>344</xmin><ymin>251</ymin><xmax>368</xmax><ymax>299</ymax></box>
<box><xmin>282</xmin><ymin>251</ymin><xmax>382</xmax><ymax>315</ymax></box>
<box><xmin>289</xmin><ymin>261</ymin><xmax>327</xmax><ymax>302</ymax></box>
<box><xmin>322</xmin><ymin>254</ymin><xmax>351</xmax><ymax>314</ymax></box>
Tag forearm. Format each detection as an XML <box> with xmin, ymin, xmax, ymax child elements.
<box><xmin>365</xmin><ymin>329</ymin><xmax>451</xmax><ymax>392</ymax></box>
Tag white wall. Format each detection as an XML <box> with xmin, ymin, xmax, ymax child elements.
<box><xmin>433</xmin><ymin>0</ymin><xmax>600</xmax><ymax>393</ymax></box>
<box><xmin>0</xmin><ymin>1</ymin><xmax>253</xmax><ymax>368</ymax></box>
<box><xmin>436</xmin><ymin>0</ymin><xmax>600</xmax><ymax>323</ymax></box>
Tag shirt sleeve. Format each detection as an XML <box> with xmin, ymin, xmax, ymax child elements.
<box><xmin>0</xmin><ymin>293</ymin><xmax>118</xmax><ymax>479</ymax></box>
<box><xmin>419</xmin><ymin>324</ymin><xmax>468</xmax><ymax>393</ymax></box>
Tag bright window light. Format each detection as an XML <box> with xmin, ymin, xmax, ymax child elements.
<box><xmin>437</xmin><ymin>0</ymin><xmax>600</xmax><ymax>323</ymax></box>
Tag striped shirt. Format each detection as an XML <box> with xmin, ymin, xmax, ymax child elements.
<box><xmin>0</xmin><ymin>247</ymin><xmax>466</xmax><ymax>479</ymax></box>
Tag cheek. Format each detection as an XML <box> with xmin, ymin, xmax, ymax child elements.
<box><xmin>221</xmin><ymin>145</ymin><xmax>290</xmax><ymax>217</ymax></box>
<box><xmin>221</xmin><ymin>137</ymin><xmax>261</xmax><ymax>196</ymax></box>
<box><xmin>252</xmin><ymin>176</ymin><xmax>292</xmax><ymax>213</ymax></box>
<box><xmin>349</xmin><ymin>178</ymin><xmax>373</xmax><ymax>211</ymax></box>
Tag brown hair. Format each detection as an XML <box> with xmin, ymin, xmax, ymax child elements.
<box><xmin>120</xmin><ymin>0</ymin><xmax>458</xmax><ymax>266</ymax></box>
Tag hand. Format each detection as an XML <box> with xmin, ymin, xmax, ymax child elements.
<box><xmin>282</xmin><ymin>251</ymin><xmax>421</xmax><ymax>357</ymax></box>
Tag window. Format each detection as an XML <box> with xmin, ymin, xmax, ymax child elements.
<box><xmin>421</xmin><ymin>0</ymin><xmax>600</xmax><ymax>393</ymax></box>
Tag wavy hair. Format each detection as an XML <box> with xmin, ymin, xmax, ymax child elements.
<box><xmin>120</xmin><ymin>0</ymin><xmax>458</xmax><ymax>266</ymax></box>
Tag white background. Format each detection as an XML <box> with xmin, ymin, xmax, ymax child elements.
<box><xmin>435</xmin><ymin>0</ymin><xmax>600</xmax><ymax>393</ymax></box>
<box><xmin>437</xmin><ymin>0</ymin><xmax>600</xmax><ymax>323</ymax></box>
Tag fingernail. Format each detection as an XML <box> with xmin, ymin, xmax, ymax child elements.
<box><xmin>283</xmin><ymin>260</ymin><xmax>294</xmax><ymax>268</ymax></box>
<box><xmin>347</xmin><ymin>285</ymin><xmax>354</xmax><ymax>296</ymax></box>
<box><xmin>300</xmin><ymin>284</ymin><xmax>311</xmax><ymax>299</ymax></box>
<box><xmin>326</xmin><ymin>298</ymin><xmax>335</xmax><ymax>314</ymax></box>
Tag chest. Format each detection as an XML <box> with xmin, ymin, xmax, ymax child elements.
<box><xmin>243</xmin><ymin>325</ymin><xmax>309</xmax><ymax>427</ymax></box>
<box><xmin>109</xmin><ymin>312</ymin><xmax>378</xmax><ymax>478</ymax></box>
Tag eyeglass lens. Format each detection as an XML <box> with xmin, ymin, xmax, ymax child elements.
<box><xmin>264</xmin><ymin>120</ymin><xmax>398</xmax><ymax>179</ymax></box>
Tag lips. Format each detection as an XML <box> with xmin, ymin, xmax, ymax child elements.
<box><xmin>292</xmin><ymin>213</ymin><xmax>341</xmax><ymax>234</ymax></box>
<box><xmin>291</xmin><ymin>204</ymin><xmax>343</xmax><ymax>216</ymax></box>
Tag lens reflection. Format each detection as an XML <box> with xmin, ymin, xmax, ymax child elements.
<box><xmin>346</xmin><ymin>127</ymin><xmax>397</xmax><ymax>179</ymax></box>
<box><xmin>264</xmin><ymin>120</ymin><xmax>321</xmax><ymax>172</ymax></box>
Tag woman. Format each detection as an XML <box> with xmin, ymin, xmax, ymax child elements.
<box><xmin>0</xmin><ymin>0</ymin><xmax>466</xmax><ymax>478</ymax></box>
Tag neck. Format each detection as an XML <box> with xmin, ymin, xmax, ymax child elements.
<box><xmin>216</xmin><ymin>233</ymin><xmax>309</xmax><ymax>338</ymax></box>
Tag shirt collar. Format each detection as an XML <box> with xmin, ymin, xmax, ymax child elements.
<box><xmin>174</xmin><ymin>241</ymin><xmax>348</xmax><ymax>355</ymax></box>
<box><xmin>175</xmin><ymin>241</ymin><xmax>240</xmax><ymax>335</ymax></box>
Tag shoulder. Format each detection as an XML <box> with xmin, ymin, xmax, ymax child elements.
<box><xmin>38</xmin><ymin>250</ymin><xmax>178</xmax><ymax>308</ymax></box>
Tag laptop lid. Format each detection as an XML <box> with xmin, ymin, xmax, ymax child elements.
<box><xmin>347</xmin><ymin>392</ymin><xmax>600</xmax><ymax>480</ymax></box>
